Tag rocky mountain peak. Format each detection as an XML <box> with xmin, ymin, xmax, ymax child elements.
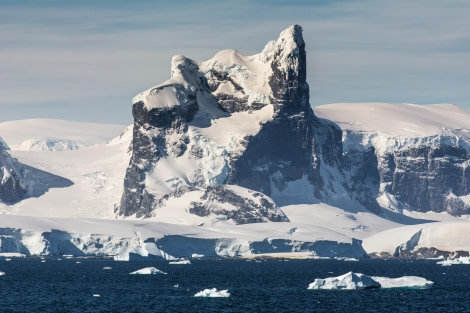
<box><xmin>117</xmin><ymin>25</ymin><xmax>320</xmax><ymax>221</ymax></box>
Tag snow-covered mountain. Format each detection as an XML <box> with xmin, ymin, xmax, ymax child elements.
<box><xmin>1</xmin><ymin>25</ymin><xmax>470</xmax><ymax>260</ymax></box>
<box><xmin>118</xmin><ymin>24</ymin><xmax>381</xmax><ymax>224</ymax></box>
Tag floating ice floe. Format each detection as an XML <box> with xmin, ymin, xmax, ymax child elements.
<box><xmin>371</xmin><ymin>276</ymin><xmax>434</xmax><ymax>289</ymax></box>
<box><xmin>0</xmin><ymin>253</ymin><xmax>26</xmax><ymax>258</ymax></box>
<box><xmin>169</xmin><ymin>259</ymin><xmax>191</xmax><ymax>265</ymax></box>
<box><xmin>0</xmin><ymin>271</ymin><xmax>5</xmax><ymax>276</ymax></box>
<box><xmin>308</xmin><ymin>271</ymin><xmax>433</xmax><ymax>290</ymax></box>
<box><xmin>194</xmin><ymin>288</ymin><xmax>230</xmax><ymax>298</ymax></box>
<box><xmin>437</xmin><ymin>256</ymin><xmax>470</xmax><ymax>266</ymax></box>
<box><xmin>103</xmin><ymin>267</ymin><xmax>112</xmax><ymax>270</ymax></box>
<box><xmin>191</xmin><ymin>254</ymin><xmax>205</xmax><ymax>259</ymax></box>
<box><xmin>129</xmin><ymin>267</ymin><xmax>167</xmax><ymax>275</ymax></box>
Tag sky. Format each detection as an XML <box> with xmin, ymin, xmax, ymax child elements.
<box><xmin>2</xmin><ymin>0</ymin><xmax>470</xmax><ymax>124</ymax></box>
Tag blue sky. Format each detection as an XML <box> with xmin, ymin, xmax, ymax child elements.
<box><xmin>2</xmin><ymin>0</ymin><xmax>470</xmax><ymax>124</ymax></box>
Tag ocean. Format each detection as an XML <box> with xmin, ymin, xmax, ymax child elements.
<box><xmin>0</xmin><ymin>257</ymin><xmax>468</xmax><ymax>312</ymax></box>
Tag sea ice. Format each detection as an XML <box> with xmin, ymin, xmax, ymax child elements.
<box><xmin>194</xmin><ymin>288</ymin><xmax>230</xmax><ymax>298</ymax></box>
<box><xmin>129</xmin><ymin>267</ymin><xmax>167</xmax><ymax>275</ymax></box>
<box><xmin>169</xmin><ymin>259</ymin><xmax>191</xmax><ymax>265</ymax></box>
<box><xmin>0</xmin><ymin>271</ymin><xmax>5</xmax><ymax>276</ymax></box>
<box><xmin>308</xmin><ymin>272</ymin><xmax>433</xmax><ymax>290</ymax></box>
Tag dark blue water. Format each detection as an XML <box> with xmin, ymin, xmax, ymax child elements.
<box><xmin>0</xmin><ymin>257</ymin><xmax>469</xmax><ymax>312</ymax></box>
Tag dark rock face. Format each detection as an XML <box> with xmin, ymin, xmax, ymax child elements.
<box><xmin>188</xmin><ymin>186</ymin><xmax>287</xmax><ymax>224</ymax></box>
<box><xmin>380</xmin><ymin>144</ymin><xmax>470</xmax><ymax>215</ymax></box>
<box><xmin>118</xmin><ymin>86</ymin><xmax>198</xmax><ymax>218</ymax></box>
<box><xmin>0</xmin><ymin>150</ymin><xmax>26</xmax><ymax>204</ymax></box>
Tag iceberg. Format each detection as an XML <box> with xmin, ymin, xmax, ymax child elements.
<box><xmin>0</xmin><ymin>271</ymin><xmax>5</xmax><ymax>276</ymax></box>
<box><xmin>129</xmin><ymin>267</ymin><xmax>167</xmax><ymax>275</ymax></box>
<box><xmin>194</xmin><ymin>288</ymin><xmax>230</xmax><ymax>298</ymax></box>
<box><xmin>437</xmin><ymin>256</ymin><xmax>470</xmax><ymax>266</ymax></box>
<box><xmin>308</xmin><ymin>272</ymin><xmax>433</xmax><ymax>290</ymax></box>
<box><xmin>308</xmin><ymin>271</ymin><xmax>380</xmax><ymax>290</ymax></box>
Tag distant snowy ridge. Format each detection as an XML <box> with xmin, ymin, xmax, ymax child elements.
<box><xmin>15</xmin><ymin>138</ymin><xmax>90</xmax><ymax>152</ymax></box>
<box><xmin>0</xmin><ymin>119</ymin><xmax>125</xmax><ymax>151</ymax></box>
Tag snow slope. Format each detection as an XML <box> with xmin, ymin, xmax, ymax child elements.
<box><xmin>314</xmin><ymin>102</ymin><xmax>470</xmax><ymax>138</ymax></box>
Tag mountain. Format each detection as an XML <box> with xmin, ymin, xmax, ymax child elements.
<box><xmin>118</xmin><ymin>24</ymin><xmax>381</xmax><ymax>224</ymax></box>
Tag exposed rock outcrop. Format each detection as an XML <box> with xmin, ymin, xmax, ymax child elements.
<box><xmin>0</xmin><ymin>141</ymin><xmax>25</xmax><ymax>203</ymax></box>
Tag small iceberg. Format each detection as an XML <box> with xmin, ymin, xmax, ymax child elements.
<box><xmin>0</xmin><ymin>271</ymin><xmax>5</xmax><ymax>276</ymax></box>
<box><xmin>129</xmin><ymin>267</ymin><xmax>167</xmax><ymax>275</ymax></box>
<box><xmin>102</xmin><ymin>267</ymin><xmax>112</xmax><ymax>270</ymax></box>
<box><xmin>437</xmin><ymin>256</ymin><xmax>470</xmax><ymax>266</ymax></box>
<box><xmin>169</xmin><ymin>259</ymin><xmax>191</xmax><ymax>265</ymax></box>
<box><xmin>308</xmin><ymin>272</ymin><xmax>433</xmax><ymax>290</ymax></box>
<box><xmin>191</xmin><ymin>253</ymin><xmax>205</xmax><ymax>258</ymax></box>
<box><xmin>194</xmin><ymin>288</ymin><xmax>230</xmax><ymax>298</ymax></box>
